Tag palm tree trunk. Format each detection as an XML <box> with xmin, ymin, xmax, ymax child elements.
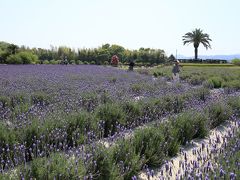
<box><xmin>194</xmin><ymin>47</ymin><xmax>198</xmax><ymax>60</ymax></box>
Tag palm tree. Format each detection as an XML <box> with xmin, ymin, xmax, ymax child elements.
<box><xmin>182</xmin><ymin>28</ymin><xmax>212</xmax><ymax>60</ymax></box>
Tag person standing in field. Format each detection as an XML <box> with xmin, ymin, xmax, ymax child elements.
<box><xmin>172</xmin><ymin>60</ymin><xmax>180</xmax><ymax>83</ymax></box>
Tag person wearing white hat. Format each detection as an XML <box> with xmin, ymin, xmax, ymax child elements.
<box><xmin>172</xmin><ymin>60</ymin><xmax>180</xmax><ymax>83</ymax></box>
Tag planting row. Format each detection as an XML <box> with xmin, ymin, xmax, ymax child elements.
<box><xmin>0</xmin><ymin>87</ymin><xmax>212</xmax><ymax>168</ymax></box>
<box><xmin>1</xmin><ymin>96</ymin><xmax>239</xmax><ymax>179</ymax></box>
<box><xmin>148</xmin><ymin>65</ymin><xmax>240</xmax><ymax>90</ymax></box>
<box><xmin>0</xmin><ymin>65</ymin><xmax>198</xmax><ymax>121</ymax></box>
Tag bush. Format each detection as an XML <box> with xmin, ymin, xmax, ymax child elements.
<box><xmin>21</xmin><ymin>153</ymin><xmax>86</xmax><ymax>179</ymax></box>
<box><xmin>133</xmin><ymin>126</ymin><xmax>166</xmax><ymax>167</ymax></box>
<box><xmin>110</xmin><ymin>140</ymin><xmax>142</xmax><ymax>179</ymax></box>
<box><xmin>76</xmin><ymin>60</ymin><xmax>84</xmax><ymax>65</ymax></box>
<box><xmin>66</xmin><ymin>112</ymin><xmax>94</xmax><ymax>146</ymax></box>
<box><xmin>6</xmin><ymin>51</ymin><xmax>38</xmax><ymax>64</ymax></box>
<box><xmin>193</xmin><ymin>87</ymin><xmax>210</xmax><ymax>101</ymax></box>
<box><xmin>49</xmin><ymin>60</ymin><xmax>58</xmax><ymax>64</ymax></box>
<box><xmin>43</xmin><ymin>60</ymin><xmax>49</xmax><ymax>64</ymax></box>
<box><xmin>202</xmin><ymin>79</ymin><xmax>214</xmax><ymax>89</ymax></box>
<box><xmin>208</xmin><ymin>77</ymin><xmax>223</xmax><ymax>88</ymax></box>
<box><xmin>206</xmin><ymin>102</ymin><xmax>232</xmax><ymax>128</ymax></box>
<box><xmin>231</xmin><ymin>58</ymin><xmax>240</xmax><ymax>66</ymax></box>
<box><xmin>31</xmin><ymin>91</ymin><xmax>50</xmax><ymax>106</ymax></box>
<box><xmin>95</xmin><ymin>103</ymin><xmax>126</xmax><ymax>137</ymax></box>
<box><xmin>81</xmin><ymin>92</ymin><xmax>98</xmax><ymax>112</ymax></box>
<box><xmin>121</xmin><ymin>101</ymin><xmax>143</xmax><ymax>125</ymax></box>
<box><xmin>172</xmin><ymin>112</ymin><xmax>197</xmax><ymax>145</ymax></box>
<box><xmin>161</xmin><ymin>122</ymin><xmax>180</xmax><ymax>157</ymax></box>
<box><xmin>227</xmin><ymin>97</ymin><xmax>240</xmax><ymax>114</ymax></box>
<box><xmin>222</xmin><ymin>80</ymin><xmax>240</xmax><ymax>90</ymax></box>
<box><xmin>189</xmin><ymin>75</ymin><xmax>204</xmax><ymax>85</ymax></box>
<box><xmin>0</xmin><ymin>96</ymin><xmax>10</xmax><ymax>108</ymax></box>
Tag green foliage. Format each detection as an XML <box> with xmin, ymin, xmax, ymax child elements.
<box><xmin>171</xmin><ymin>111</ymin><xmax>208</xmax><ymax>145</ymax></box>
<box><xmin>227</xmin><ymin>96</ymin><xmax>240</xmax><ymax>114</ymax></box>
<box><xmin>66</xmin><ymin>112</ymin><xmax>94</xmax><ymax>146</ymax></box>
<box><xmin>0</xmin><ymin>96</ymin><xmax>10</xmax><ymax>108</ymax></box>
<box><xmin>193</xmin><ymin>87</ymin><xmax>210</xmax><ymax>101</ymax></box>
<box><xmin>206</xmin><ymin>102</ymin><xmax>232</xmax><ymax>128</ymax></box>
<box><xmin>160</xmin><ymin>122</ymin><xmax>180</xmax><ymax>157</ymax></box>
<box><xmin>189</xmin><ymin>75</ymin><xmax>204</xmax><ymax>85</ymax></box>
<box><xmin>182</xmin><ymin>28</ymin><xmax>212</xmax><ymax>59</ymax></box>
<box><xmin>96</xmin><ymin>103</ymin><xmax>126</xmax><ymax>137</ymax></box>
<box><xmin>1</xmin><ymin>41</ymin><xmax>167</xmax><ymax>65</ymax></box>
<box><xmin>208</xmin><ymin>77</ymin><xmax>223</xmax><ymax>88</ymax></box>
<box><xmin>133</xmin><ymin>126</ymin><xmax>166</xmax><ymax>167</ymax></box>
<box><xmin>202</xmin><ymin>79</ymin><xmax>214</xmax><ymax>89</ymax></box>
<box><xmin>6</xmin><ymin>51</ymin><xmax>38</xmax><ymax>64</ymax></box>
<box><xmin>121</xmin><ymin>101</ymin><xmax>143</xmax><ymax>125</ymax></box>
<box><xmin>43</xmin><ymin>60</ymin><xmax>49</xmax><ymax>64</ymax></box>
<box><xmin>111</xmin><ymin>139</ymin><xmax>142</xmax><ymax>179</ymax></box>
<box><xmin>0</xmin><ymin>122</ymin><xmax>16</xmax><ymax>148</ymax></box>
<box><xmin>81</xmin><ymin>92</ymin><xmax>98</xmax><ymax>112</ymax></box>
<box><xmin>222</xmin><ymin>80</ymin><xmax>240</xmax><ymax>91</ymax></box>
<box><xmin>89</xmin><ymin>145</ymin><xmax>120</xmax><ymax>180</ymax></box>
<box><xmin>23</xmin><ymin>153</ymin><xmax>86</xmax><ymax>179</ymax></box>
<box><xmin>172</xmin><ymin>112</ymin><xmax>197</xmax><ymax>145</ymax></box>
<box><xmin>31</xmin><ymin>91</ymin><xmax>51</xmax><ymax>105</ymax></box>
<box><xmin>231</xmin><ymin>58</ymin><xmax>240</xmax><ymax>66</ymax></box>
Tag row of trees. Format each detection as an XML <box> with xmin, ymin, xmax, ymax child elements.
<box><xmin>0</xmin><ymin>41</ymin><xmax>166</xmax><ymax>65</ymax></box>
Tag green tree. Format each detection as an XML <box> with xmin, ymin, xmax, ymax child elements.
<box><xmin>182</xmin><ymin>28</ymin><xmax>212</xmax><ymax>60</ymax></box>
<box><xmin>7</xmin><ymin>44</ymin><xmax>19</xmax><ymax>55</ymax></box>
<box><xmin>6</xmin><ymin>51</ymin><xmax>38</xmax><ymax>64</ymax></box>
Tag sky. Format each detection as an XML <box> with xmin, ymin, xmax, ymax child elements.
<box><xmin>0</xmin><ymin>0</ymin><xmax>239</xmax><ymax>57</ymax></box>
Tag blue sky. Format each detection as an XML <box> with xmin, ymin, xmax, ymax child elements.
<box><xmin>0</xmin><ymin>0</ymin><xmax>239</xmax><ymax>56</ymax></box>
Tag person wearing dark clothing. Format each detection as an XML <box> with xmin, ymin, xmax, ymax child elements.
<box><xmin>172</xmin><ymin>60</ymin><xmax>180</xmax><ymax>82</ymax></box>
<box><xmin>129</xmin><ymin>60</ymin><xmax>135</xmax><ymax>71</ymax></box>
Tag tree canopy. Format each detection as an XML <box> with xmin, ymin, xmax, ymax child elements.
<box><xmin>0</xmin><ymin>41</ymin><xmax>167</xmax><ymax>65</ymax></box>
<box><xmin>182</xmin><ymin>28</ymin><xmax>212</xmax><ymax>60</ymax></box>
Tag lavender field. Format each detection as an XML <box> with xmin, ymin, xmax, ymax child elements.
<box><xmin>0</xmin><ymin>65</ymin><xmax>239</xmax><ymax>179</ymax></box>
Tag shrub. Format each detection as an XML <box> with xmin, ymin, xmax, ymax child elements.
<box><xmin>231</xmin><ymin>58</ymin><xmax>240</xmax><ymax>66</ymax></box>
<box><xmin>208</xmin><ymin>77</ymin><xmax>223</xmax><ymax>88</ymax></box>
<box><xmin>10</xmin><ymin>93</ymin><xmax>28</xmax><ymax>108</ymax></box>
<box><xmin>111</xmin><ymin>139</ymin><xmax>142</xmax><ymax>179</ymax></box>
<box><xmin>23</xmin><ymin>153</ymin><xmax>86</xmax><ymax>179</ymax></box>
<box><xmin>95</xmin><ymin>103</ymin><xmax>126</xmax><ymax>137</ymax></box>
<box><xmin>0</xmin><ymin>96</ymin><xmax>10</xmax><ymax>108</ymax></box>
<box><xmin>49</xmin><ymin>60</ymin><xmax>58</xmax><ymax>64</ymax></box>
<box><xmin>131</xmin><ymin>83</ymin><xmax>143</xmax><ymax>93</ymax></box>
<box><xmin>76</xmin><ymin>60</ymin><xmax>84</xmax><ymax>65</ymax></box>
<box><xmin>89</xmin><ymin>145</ymin><xmax>119</xmax><ymax>180</ymax></box>
<box><xmin>0</xmin><ymin>122</ymin><xmax>16</xmax><ymax>148</ymax></box>
<box><xmin>133</xmin><ymin>126</ymin><xmax>166</xmax><ymax>167</ymax></box>
<box><xmin>121</xmin><ymin>101</ymin><xmax>143</xmax><ymax>125</ymax></box>
<box><xmin>66</xmin><ymin>112</ymin><xmax>94</xmax><ymax>146</ymax></box>
<box><xmin>206</xmin><ymin>102</ymin><xmax>232</xmax><ymax>128</ymax></box>
<box><xmin>172</xmin><ymin>112</ymin><xmax>197</xmax><ymax>145</ymax></box>
<box><xmin>31</xmin><ymin>91</ymin><xmax>50</xmax><ymax>106</ymax></box>
<box><xmin>6</xmin><ymin>52</ymin><xmax>38</xmax><ymax>64</ymax></box>
<box><xmin>227</xmin><ymin>97</ymin><xmax>240</xmax><ymax>114</ymax></box>
<box><xmin>81</xmin><ymin>92</ymin><xmax>98</xmax><ymax>112</ymax></box>
<box><xmin>161</xmin><ymin>122</ymin><xmax>180</xmax><ymax>157</ymax></box>
<box><xmin>189</xmin><ymin>76</ymin><xmax>204</xmax><ymax>85</ymax></box>
<box><xmin>43</xmin><ymin>60</ymin><xmax>49</xmax><ymax>64</ymax></box>
<box><xmin>222</xmin><ymin>80</ymin><xmax>240</xmax><ymax>91</ymax></box>
<box><xmin>193</xmin><ymin>87</ymin><xmax>210</xmax><ymax>101</ymax></box>
<box><xmin>202</xmin><ymin>79</ymin><xmax>214</xmax><ymax>89</ymax></box>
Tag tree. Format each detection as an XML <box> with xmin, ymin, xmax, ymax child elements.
<box><xmin>6</xmin><ymin>51</ymin><xmax>38</xmax><ymax>64</ymax></box>
<box><xmin>182</xmin><ymin>28</ymin><xmax>212</xmax><ymax>60</ymax></box>
<box><xmin>7</xmin><ymin>44</ymin><xmax>19</xmax><ymax>55</ymax></box>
